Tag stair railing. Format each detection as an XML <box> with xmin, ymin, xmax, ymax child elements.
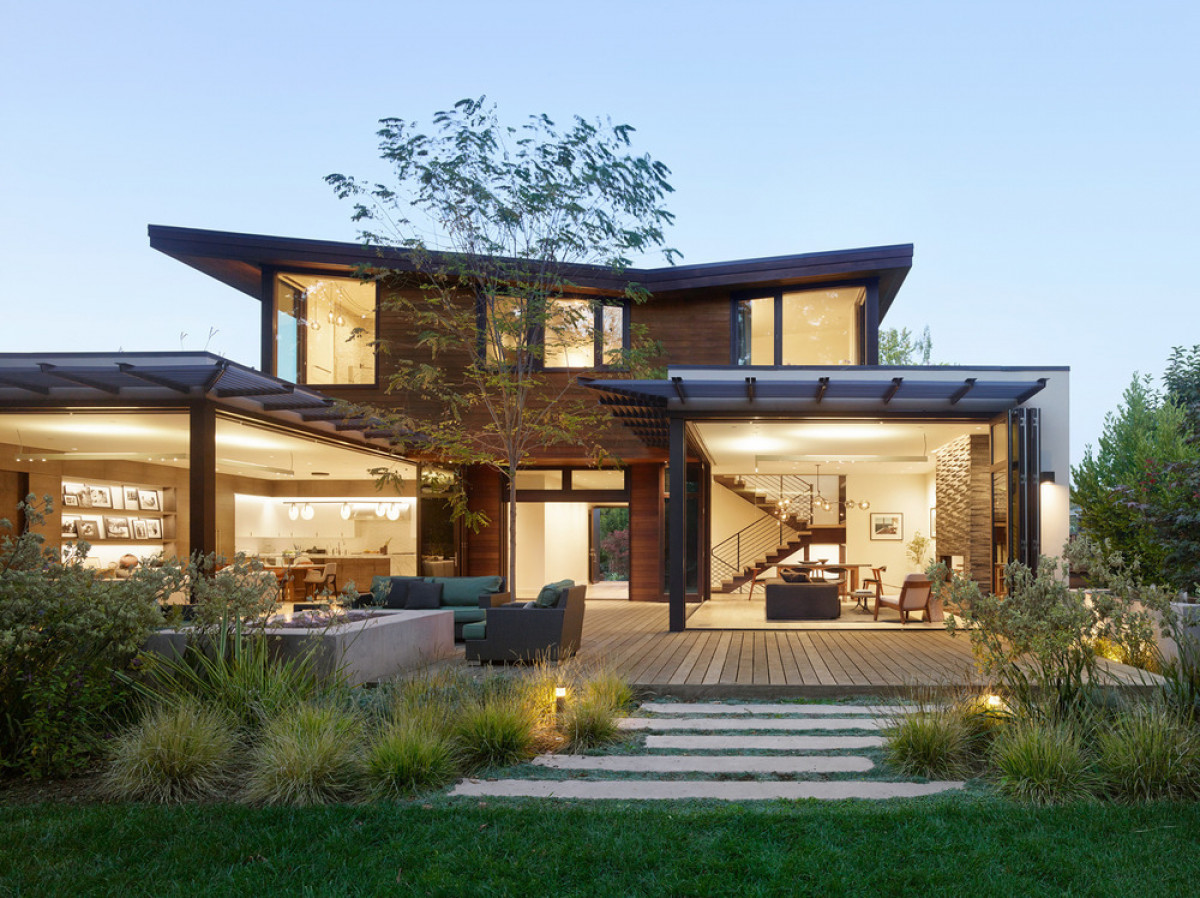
<box><xmin>710</xmin><ymin>511</ymin><xmax>806</xmax><ymax>590</ymax></box>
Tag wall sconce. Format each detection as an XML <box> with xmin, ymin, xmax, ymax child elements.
<box><xmin>300</xmin><ymin>503</ymin><xmax>315</xmax><ymax>520</ymax></box>
<box><xmin>288</xmin><ymin>503</ymin><xmax>299</xmax><ymax>521</ymax></box>
<box><xmin>1039</xmin><ymin>471</ymin><xmax>1056</xmax><ymax>484</ymax></box>
<box><xmin>340</xmin><ymin>503</ymin><xmax>352</xmax><ymax>520</ymax></box>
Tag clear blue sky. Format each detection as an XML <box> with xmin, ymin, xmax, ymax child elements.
<box><xmin>3</xmin><ymin>0</ymin><xmax>1197</xmax><ymax>468</ymax></box>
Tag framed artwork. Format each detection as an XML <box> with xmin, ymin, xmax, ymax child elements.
<box><xmin>61</xmin><ymin>516</ymin><xmax>79</xmax><ymax>538</ymax></box>
<box><xmin>133</xmin><ymin>519</ymin><xmax>148</xmax><ymax>540</ymax></box>
<box><xmin>870</xmin><ymin>512</ymin><xmax>903</xmax><ymax>541</ymax></box>
<box><xmin>62</xmin><ymin>487</ymin><xmax>79</xmax><ymax>507</ymax></box>
<box><xmin>145</xmin><ymin>518</ymin><xmax>163</xmax><ymax>539</ymax></box>
<box><xmin>930</xmin><ymin>507</ymin><xmax>937</xmax><ymax>539</ymax></box>
<box><xmin>89</xmin><ymin>486</ymin><xmax>112</xmax><ymax>508</ymax></box>
<box><xmin>123</xmin><ymin>486</ymin><xmax>141</xmax><ymax>508</ymax></box>
<box><xmin>76</xmin><ymin>518</ymin><xmax>101</xmax><ymax>540</ymax></box>
<box><xmin>104</xmin><ymin>516</ymin><xmax>131</xmax><ymax>538</ymax></box>
<box><xmin>138</xmin><ymin>489</ymin><xmax>160</xmax><ymax>511</ymax></box>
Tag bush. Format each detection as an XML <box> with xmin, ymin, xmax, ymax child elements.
<box><xmin>1097</xmin><ymin>704</ymin><xmax>1200</xmax><ymax>802</ymax></box>
<box><xmin>364</xmin><ymin>713</ymin><xmax>459</xmax><ymax>798</ymax></box>
<box><xmin>992</xmin><ymin>719</ymin><xmax>1097</xmax><ymax>804</ymax></box>
<box><xmin>101</xmin><ymin>699</ymin><xmax>238</xmax><ymax>803</ymax></box>
<box><xmin>0</xmin><ymin>497</ymin><xmax>165</xmax><ymax>777</ymax></box>
<box><xmin>453</xmin><ymin>695</ymin><xmax>536</xmax><ymax>771</ymax></box>
<box><xmin>580</xmin><ymin>670</ymin><xmax>635</xmax><ymax>712</ymax></box>
<box><xmin>561</xmin><ymin>695</ymin><xmax>622</xmax><ymax>752</ymax></box>
<box><xmin>884</xmin><ymin>708</ymin><xmax>975</xmax><ymax>780</ymax></box>
<box><xmin>245</xmin><ymin>704</ymin><xmax>363</xmax><ymax>805</ymax></box>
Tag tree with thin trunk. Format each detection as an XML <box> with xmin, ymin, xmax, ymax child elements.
<box><xmin>327</xmin><ymin>98</ymin><xmax>677</xmax><ymax>591</ymax></box>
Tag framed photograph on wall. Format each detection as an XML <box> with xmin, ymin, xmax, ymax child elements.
<box><xmin>90</xmin><ymin>486</ymin><xmax>112</xmax><ymax>508</ymax></box>
<box><xmin>62</xmin><ymin>486</ymin><xmax>79</xmax><ymax>507</ymax></box>
<box><xmin>870</xmin><ymin>512</ymin><xmax>903</xmax><ymax>541</ymax></box>
<box><xmin>930</xmin><ymin>507</ymin><xmax>937</xmax><ymax>539</ymax></box>
<box><xmin>132</xmin><ymin>519</ymin><xmax>148</xmax><ymax>540</ymax></box>
<box><xmin>145</xmin><ymin>518</ymin><xmax>163</xmax><ymax>539</ymax></box>
<box><xmin>104</xmin><ymin>516</ymin><xmax>131</xmax><ymax>539</ymax></box>
<box><xmin>76</xmin><ymin>518</ymin><xmax>101</xmax><ymax>540</ymax></box>
<box><xmin>61</xmin><ymin>516</ymin><xmax>79</xmax><ymax>538</ymax></box>
<box><xmin>123</xmin><ymin>486</ymin><xmax>140</xmax><ymax>508</ymax></box>
<box><xmin>138</xmin><ymin>489</ymin><xmax>160</xmax><ymax>511</ymax></box>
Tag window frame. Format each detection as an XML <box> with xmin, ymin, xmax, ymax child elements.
<box><xmin>262</xmin><ymin>267</ymin><xmax>381</xmax><ymax>389</ymax></box>
<box><xmin>729</xmin><ymin>278</ymin><xmax>880</xmax><ymax>367</ymax></box>
<box><xmin>477</xmin><ymin>293</ymin><xmax>631</xmax><ymax>372</ymax></box>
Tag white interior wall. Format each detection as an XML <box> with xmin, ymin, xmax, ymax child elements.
<box><xmin>233</xmin><ymin>495</ymin><xmax>416</xmax><ymax>559</ymax></box>
<box><xmin>514</xmin><ymin>501</ymin><xmax>590</xmax><ymax>597</ymax></box>
<box><xmin>843</xmin><ymin>471</ymin><xmax>933</xmax><ymax>590</ymax></box>
<box><xmin>710</xmin><ymin>482</ymin><xmax>768</xmax><ymax>545</ymax></box>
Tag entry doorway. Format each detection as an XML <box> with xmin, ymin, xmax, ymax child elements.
<box><xmin>589</xmin><ymin>505</ymin><xmax>629</xmax><ymax>599</ymax></box>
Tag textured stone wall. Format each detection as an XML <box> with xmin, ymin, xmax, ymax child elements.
<box><xmin>934</xmin><ymin>434</ymin><xmax>992</xmax><ymax>591</ymax></box>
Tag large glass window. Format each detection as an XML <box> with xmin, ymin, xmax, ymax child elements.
<box><xmin>736</xmin><ymin>286</ymin><xmax>865</xmax><ymax>366</ymax></box>
<box><xmin>274</xmin><ymin>274</ymin><xmax>376</xmax><ymax>385</ymax></box>
<box><xmin>484</xmin><ymin>295</ymin><xmax>627</xmax><ymax>369</ymax></box>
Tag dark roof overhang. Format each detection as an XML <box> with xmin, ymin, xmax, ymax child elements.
<box><xmin>0</xmin><ymin>352</ymin><xmax>401</xmax><ymax>450</ymax></box>
<box><xmin>581</xmin><ymin>367</ymin><xmax>1057</xmax><ymax>449</ymax></box>
<box><xmin>148</xmin><ymin>225</ymin><xmax>913</xmax><ymax>315</ymax></box>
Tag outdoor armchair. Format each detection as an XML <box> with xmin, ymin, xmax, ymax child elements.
<box><xmin>464</xmin><ymin>584</ymin><xmax>587</xmax><ymax>663</ymax></box>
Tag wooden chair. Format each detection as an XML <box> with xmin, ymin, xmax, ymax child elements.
<box><xmin>852</xmin><ymin>566</ymin><xmax>886</xmax><ymax>612</ymax></box>
<box><xmin>874</xmin><ymin>573</ymin><xmax>933</xmax><ymax>623</ymax></box>
<box><xmin>303</xmin><ymin>563</ymin><xmax>337</xmax><ymax>598</ymax></box>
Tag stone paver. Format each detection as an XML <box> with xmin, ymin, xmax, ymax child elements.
<box><xmin>640</xmin><ymin>702</ymin><xmax>910</xmax><ymax>716</ymax></box>
<box><xmin>620</xmin><ymin>716</ymin><xmax>885</xmax><ymax>732</ymax></box>
<box><xmin>645</xmin><ymin>734</ymin><xmax>885</xmax><ymax>750</ymax></box>
<box><xmin>532</xmin><ymin>754</ymin><xmax>874</xmax><ymax>773</ymax></box>
<box><xmin>452</xmin><ymin>779</ymin><xmax>964</xmax><ymax>801</ymax></box>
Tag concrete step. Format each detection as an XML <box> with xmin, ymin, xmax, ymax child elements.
<box><xmin>619</xmin><ymin>717</ymin><xmax>885</xmax><ymax>732</ymax></box>
<box><xmin>532</xmin><ymin>754</ymin><xmax>874</xmax><ymax>774</ymax></box>
<box><xmin>645</xmin><ymin>734</ymin><xmax>885</xmax><ymax>751</ymax></box>
<box><xmin>452</xmin><ymin>779</ymin><xmax>964</xmax><ymax>801</ymax></box>
<box><xmin>639</xmin><ymin>702</ymin><xmax>909</xmax><ymax>716</ymax></box>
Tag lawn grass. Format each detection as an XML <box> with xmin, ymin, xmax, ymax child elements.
<box><xmin>3</xmin><ymin>796</ymin><xmax>1199</xmax><ymax>896</ymax></box>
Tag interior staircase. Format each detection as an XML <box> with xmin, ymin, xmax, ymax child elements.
<box><xmin>711</xmin><ymin>475</ymin><xmax>814</xmax><ymax>593</ymax></box>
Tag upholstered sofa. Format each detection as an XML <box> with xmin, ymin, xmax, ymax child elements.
<box><xmin>463</xmin><ymin>582</ymin><xmax>586</xmax><ymax>663</ymax></box>
<box><xmin>763</xmin><ymin>579</ymin><xmax>841</xmax><ymax>620</ymax></box>
<box><xmin>360</xmin><ymin>575</ymin><xmax>509</xmax><ymax>641</ymax></box>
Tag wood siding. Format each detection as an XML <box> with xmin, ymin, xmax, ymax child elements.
<box><xmin>629</xmin><ymin>463</ymin><xmax>665</xmax><ymax>602</ymax></box>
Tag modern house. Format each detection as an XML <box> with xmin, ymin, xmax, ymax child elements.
<box><xmin>0</xmin><ymin>226</ymin><xmax>1069</xmax><ymax>631</ymax></box>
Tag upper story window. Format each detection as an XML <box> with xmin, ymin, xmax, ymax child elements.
<box><xmin>735</xmin><ymin>286</ymin><xmax>866</xmax><ymax>366</ymax></box>
<box><xmin>483</xmin><ymin>295</ymin><xmax>628</xmax><ymax>370</ymax></box>
<box><xmin>274</xmin><ymin>273</ymin><xmax>377</xmax><ymax>385</ymax></box>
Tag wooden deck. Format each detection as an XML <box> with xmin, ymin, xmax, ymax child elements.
<box><xmin>573</xmin><ymin>601</ymin><xmax>1159</xmax><ymax>698</ymax></box>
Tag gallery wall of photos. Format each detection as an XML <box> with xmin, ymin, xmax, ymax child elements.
<box><xmin>60</xmin><ymin>480</ymin><xmax>167</xmax><ymax>543</ymax></box>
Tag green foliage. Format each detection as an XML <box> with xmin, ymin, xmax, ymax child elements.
<box><xmin>327</xmin><ymin>97</ymin><xmax>678</xmax><ymax>589</ymax></box>
<box><xmin>452</xmin><ymin>694</ymin><xmax>537</xmax><ymax>771</ymax></box>
<box><xmin>560</xmin><ymin>695</ymin><xmax>622</xmax><ymax>751</ymax></box>
<box><xmin>1096</xmin><ymin>704</ymin><xmax>1200</xmax><ymax>802</ymax></box>
<box><xmin>0</xmin><ymin>497</ymin><xmax>165</xmax><ymax>777</ymax></box>
<box><xmin>906</xmin><ymin>530</ymin><xmax>931</xmax><ymax>570</ymax></box>
<box><xmin>101</xmin><ymin>699</ymin><xmax>239</xmax><ymax>803</ymax></box>
<box><xmin>579</xmin><ymin>670</ymin><xmax>635</xmax><ymax>712</ymax></box>
<box><xmin>245</xmin><ymin>703</ymin><xmax>364</xmax><ymax>806</ymax></box>
<box><xmin>878</xmin><ymin>325</ymin><xmax>932</xmax><ymax>364</ymax></box>
<box><xmin>364</xmin><ymin>713</ymin><xmax>460</xmax><ymax>799</ymax></box>
<box><xmin>992</xmin><ymin>719</ymin><xmax>1097</xmax><ymax>804</ymax></box>
<box><xmin>1072</xmin><ymin>372</ymin><xmax>1200</xmax><ymax>581</ymax></box>
<box><xmin>134</xmin><ymin>620</ymin><xmax>333</xmax><ymax>728</ymax></box>
<box><xmin>1164</xmin><ymin>344</ymin><xmax>1200</xmax><ymax>431</ymax></box>
<box><xmin>884</xmin><ymin>707</ymin><xmax>975</xmax><ymax>779</ymax></box>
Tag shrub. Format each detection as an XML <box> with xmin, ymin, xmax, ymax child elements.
<box><xmin>245</xmin><ymin>704</ymin><xmax>363</xmax><ymax>805</ymax></box>
<box><xmin>992</xmin><ymin>719</ymin><xmax>1097</xmax><ymax>804</ymax></box>
<box><xmin>0</xmin><ymin>497</ymin><xmax>165</xmax><ymax>777</ymax></box>
<box><xmin>580</xmin><ymin>670</ymin><xmax>635</xmax><ymax>712</ymax></box>
<box><xmin>1097</xmin><ymin>704</ymin><xmax>1200</xmax><ymax>802</ymax></box>
<box><xmin>561</xmin><ymin>695</ymin><xmax>622</xmax><ymax>752</ymax></box>
<box><xmin>364</xmin><ymin>713</ymin><xmax>459</xmax><ymax>798</ymax></box>
<box><xmin>453</xmin><ymin>694</ymin><xmax>536</xmax><ymax>771</ymax></box>
<box><xmin>884</xmin><ymin>708</ymin><xmax>974</xmax><ymax>780</ymax></box>
<box><xmin>101</xmin><ymin>699</ymin><xmax>238</xmax><ymax>803</ymax></box>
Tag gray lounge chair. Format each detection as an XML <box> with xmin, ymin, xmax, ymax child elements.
<box><xmin>464</xmin><ymin>584</ymin><xmax>586</xmax><ymax>663</ymax></box>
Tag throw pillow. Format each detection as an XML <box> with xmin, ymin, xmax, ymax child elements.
<box><xmin>382</xmin><ymin>579</ymin><xmax>410</xmax><ymax>609</ymax></box>
<box><xmin>781</xmin><ymin>570</ymin><xmax>809</xmax><ymax>583</ymax></box>
<box><xmin>535</xmin><ymin>579</ymin><xmax>575</xmax><ymax>608</ymax></box>
<box><xmin>406</xmin><ymin>579</ymin><xmax>443</xmax><ymax>610</ymax></box>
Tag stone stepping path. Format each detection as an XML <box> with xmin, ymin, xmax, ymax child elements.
<box><xmin>619</xmin><ymin>717</ymin><xmax>885</xmax><ymax>732</ymax></box>
<box><xmin>532</xmin><ymin>754</ymin><xmax>873</xmax><ymax>774</ymax></box>
<box><xmin>451</xmin><ymin>702</ymin><xmax>964</xmax><ymax>802</ymax></box>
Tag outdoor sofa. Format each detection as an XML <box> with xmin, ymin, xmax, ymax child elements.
<box><xmin>361</xmin><ymin>574</ymin><xmax>509</xmax><ymax>641</ymax></box>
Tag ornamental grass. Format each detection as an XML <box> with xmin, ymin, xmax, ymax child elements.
<box><xmin>1096</xmin><ymin>703</ymin><xmax>1200</xmax><ymax>802</ymax></box>
<box><xmin>245</xmin><ymin>703</ymin><xmax>363</xmax><ymax>806</ymax></box>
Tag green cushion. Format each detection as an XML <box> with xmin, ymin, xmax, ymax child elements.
<box><xmin>452</xmin><ymin>607</ymin><xmax>485</xmax><ymax>624</ymax></box>
<box><xmin>461</xmin><ymin>621</ymin><xmax>486</xmax><ymax>641</ymax></box>
<box><xmin>535</xmin><ymin>579</ymin><xmax>575</xmax><ymax>608</ymax></box>
<box><xmin>428</xmin><ymin>575</ymin><xmax>504</xmax><ymax>606</ymax></box>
